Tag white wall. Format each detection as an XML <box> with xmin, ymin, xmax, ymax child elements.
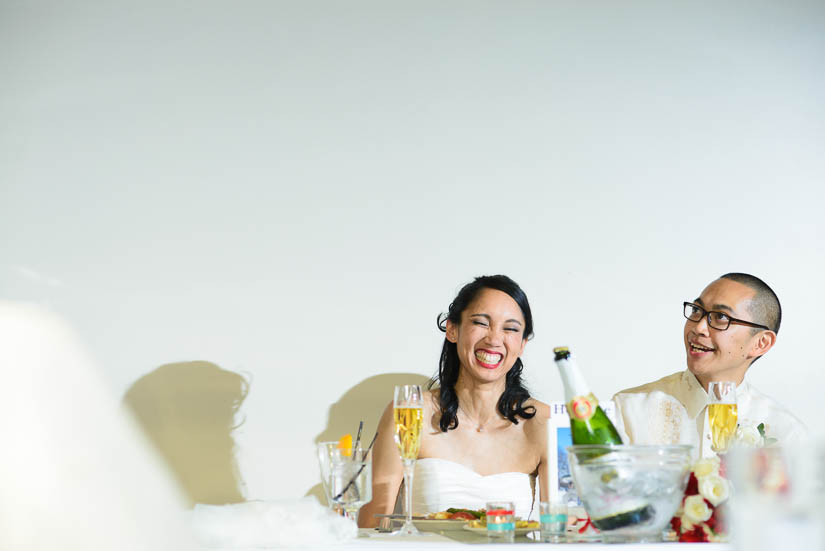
<box><xmin>2</xmin><ymin>0</ymin><xmax>824</xmax><ymax>502</ymax></box>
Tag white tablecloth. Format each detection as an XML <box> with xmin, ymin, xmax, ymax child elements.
<box><xmin>342</xmin><ymin>529</ymin><xmax>733</xmax><ymax>550</ymax></box>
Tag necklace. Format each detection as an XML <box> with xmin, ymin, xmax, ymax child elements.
<box><xmin>459</xmin><ymin>405</ymin><xmax>492</xmax><ymax>433</ymax></box>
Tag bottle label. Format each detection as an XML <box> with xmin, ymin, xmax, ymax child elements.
<box><xmin>568</xmin><ymin>393</ymin><xmax>597</xmax><ymax>421</ymax></box>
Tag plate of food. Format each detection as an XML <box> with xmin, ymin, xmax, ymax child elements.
<box><xmin>372</xmin><ymin>508</ymin><xmax>480</xmax><ymax>532</ymax></box>
<box><xmin>411</xmin><ymin>508</ymin><xmax>485</xmax><ymax>532</ymax></box>
<box><xmin>426</xmin><ymin>508</ymin><xmax>485</xmax><ymax>521</ymax></box>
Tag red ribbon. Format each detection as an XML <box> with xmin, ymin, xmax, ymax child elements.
<box><xmin>578</xmin><ymin>518</ymin><xmax>594</xmax><ymax>534</ymax></box>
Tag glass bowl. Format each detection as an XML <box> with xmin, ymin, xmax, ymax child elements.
<box><xmin>567</xmin><ymin>445</ymin><xmax>693</xmax><ymax>542</ymax></box>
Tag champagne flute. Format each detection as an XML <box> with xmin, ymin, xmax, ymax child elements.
<box><xmin>392</xmin><ymin>384</ymin><xmax>424</xmax><ymax>536</ymax></box>
<box><xmin>708</xmin><ymin>381</ymin><xmax>738</xmax><ymax>454</ymax></box>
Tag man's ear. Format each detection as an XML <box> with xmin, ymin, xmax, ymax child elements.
<box><xmin>445</xmin><ymin>320</ymin><xmax>458</xmax><ymax>343</ymax></box>
<box><xmin>749</xmin><ymin>330</ymin><xmax>777</xmax><ymax>360</ymax></box>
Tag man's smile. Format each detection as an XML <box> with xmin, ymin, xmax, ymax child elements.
<box><xmin>688</xmin><ymin>339</ymin><xmax>715</xmax><ymax>356</ymax></box>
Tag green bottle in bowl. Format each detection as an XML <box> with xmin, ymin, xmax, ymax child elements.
<box><xmin>553</xmin><ymin>346</ymin><xmax>654</xmax><ymax>533</ymax></box>
<box><xmin>553</xmin><ymin>346</ymin><xmax>622</xmax><ymax>445</ymax></box>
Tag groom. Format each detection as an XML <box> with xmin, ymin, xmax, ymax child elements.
<box><xmin>613</xmin><ymin>273</ymin><xmax>805</xmax><ymax>456</ymax></box>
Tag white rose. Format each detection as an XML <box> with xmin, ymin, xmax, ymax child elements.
<box><xmin>692</xmin><ymin>457</ymin><xmax>721</xmax><ymax>478</ymax></box>
<box><xmin>735</xmin><ymin>424</ymin><xmax>763</xmax><ymax>447</ymax></box>
<box><xmin>680</xmin><ymin>517</ymin><xmax>694</xmax><ymax>531</ymax></box>
<box><xmin>683</xmin><ymin>494</ymin><xmax>712</xmax><ymax>524</ymax></box>
<box><xmin>709</xmin><ymin>531</ymin><xmax>729</xmax><ymax>543</ymax></box>
<box><xmin>698</xmin><ymin>474</ymin><xmax>730</xmax><ymax>506</ymax></box>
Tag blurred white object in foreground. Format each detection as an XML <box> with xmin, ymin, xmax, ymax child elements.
<box><xmin>191</xmin><ymin>497</ymin><xmax>357</xmax><ymax>548</ymax></box>
<box><xmin>0</xmin><ymin>302</ymin><xmax>195</xmax><ymax>551</ymax></box>
<box><xmin>730</xmin><ymin>444</ymin><xmax>825</xmax><ymax>550</ymax></box>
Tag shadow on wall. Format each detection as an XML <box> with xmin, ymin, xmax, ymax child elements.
<box><xmin>123</xmin><ymin>361</ymin><xmax>249</xmax><ymax>507</ymax></box>
<box><xmin>306</xmin><ymin>372</ymin><xmax>431</xmax><ymax>505</ymax></box>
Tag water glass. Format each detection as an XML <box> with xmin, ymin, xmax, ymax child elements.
<box><xmin>316</xmin><ymin>441</ymin><xmax>342</xmax><ymax>510</ymax></box>
<box><xmin>330</xmin><ymin>448</ymin><xmax>372</xmax><ymax>524</ymax></box>
<box><xmin>486</xmin><ymin>501</ymin><xmax>515</xmax><ymax>543</ymax></box>
<box><xmin>541</xmin><ymin>499</ymin><xmax>568</xmax><ymax>542</ymax></box>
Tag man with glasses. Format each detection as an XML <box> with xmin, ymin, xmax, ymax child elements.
<box><xmin>612</xmin><ymin>273</ymin><xmax>804</xmax><ymax>457</ymax></box>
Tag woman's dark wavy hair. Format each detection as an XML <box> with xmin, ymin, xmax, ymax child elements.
<box><xmin>429</xmin><ymin>274</ymin><xmax>536</xmax><ymax>432</ymax></box>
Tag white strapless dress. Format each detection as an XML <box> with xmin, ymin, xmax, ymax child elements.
<box><xmin>411</xmin><ymin>458</ymin><xmax>537</xmax><ymax>520</ymax></box>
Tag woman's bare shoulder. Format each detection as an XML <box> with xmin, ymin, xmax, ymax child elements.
<box><xmin>525</xmin><ymin>398</ymin><xmax>551</xmax><ymax>425</ymax></box>
<box><xmin>517</xmin><ymin>399</ymin><xmax>550</xmax><ymax>452</ymax></box>
<box><xmin>423</xmin><ymin>388</ymin><xmax>444</xmax><ymax>433</ymax></box>
<box><xmin>423</xmin><ymin>388</ymin><xmax>439</xmax><ymax>409</ymax></box>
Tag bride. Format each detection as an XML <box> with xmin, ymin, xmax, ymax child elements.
<box><xmin>358</xmin><ymin>275</ymin><xmax>550</xmax><ymax>527</ymax></box>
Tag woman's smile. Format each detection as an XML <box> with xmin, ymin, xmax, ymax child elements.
<box><xmin>474</xmin><ymin>349</ymin><xmax>503</xmax><ymax>368</ymax></box>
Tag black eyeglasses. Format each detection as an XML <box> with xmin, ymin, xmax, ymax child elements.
<box><xmin>683</xmin><ymin>302</ymin><xmax>770</xmax><ymax>331</ymax></box>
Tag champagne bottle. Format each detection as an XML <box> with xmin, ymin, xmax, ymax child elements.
<box><xmin>553</xmin><ymin>346</ymin><xmax>622</xmax><ymax>445</ymax></box>
<box><xmin>553</xmin><ymin>346</ymin><xmax>653</xmax><ymax>531</ymax></box>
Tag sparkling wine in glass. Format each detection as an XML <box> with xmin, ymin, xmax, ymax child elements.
<box><xmin>708</xmin><ymin>381</ymin><xmax>738</xmax><ymax>454</ymax></box>
<box><xmin>392</xmin><ymin>384</ymin><xmax>424</xmax><ymax>536</ymax></box>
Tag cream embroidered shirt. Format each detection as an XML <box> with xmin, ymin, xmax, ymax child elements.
<box><xmin>612</xmin><ymin>370</ymin><xmax>806</xmax><ymax>458</ymax></box>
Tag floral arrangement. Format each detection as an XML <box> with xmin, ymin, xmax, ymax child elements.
<box><xmin>670</xmin><ymin>456</ymin><xmax>730</xmax><ymax>542</ymax></box>
<box><xmin>670</xmin><ymin>422</ymin><xmax>777</xmax><ymax>543</ymax></box>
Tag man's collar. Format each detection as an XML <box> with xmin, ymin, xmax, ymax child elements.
<box><xmin>680</xmin><ymin>370</ymin><xmax>709</xmax><ymax>419</ymax></box>
<box><xmin>680</xmin><ymin>369</ymin><xmax>750</xmax><ymax>418</ymax></box>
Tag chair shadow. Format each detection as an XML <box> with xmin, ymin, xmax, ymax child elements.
<box><xmin>122</xmin><ymin>360</ymin><xmax>249</xmax><ymax>507</ymax></box>
<box><xmin>305</xmin><ymin>372</ymin><xmax>431</xmax><ymax>505</ymax></box>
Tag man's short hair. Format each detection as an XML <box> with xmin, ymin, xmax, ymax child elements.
<box><xmin>720</xmin><ymin>272</ymin><xmax>782</xmax><ymax>334</ymax></box>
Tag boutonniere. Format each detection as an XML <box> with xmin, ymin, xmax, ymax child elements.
<box><xmin>735</xmin><ymin>422</ymin><xmax>778</xmax><ymax>447</ymax></box>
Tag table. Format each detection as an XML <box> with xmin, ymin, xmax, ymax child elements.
<box><xmin>341</xmin><ymin>529</ymin><xmax>733</xmax><ymax>550</ymax></box>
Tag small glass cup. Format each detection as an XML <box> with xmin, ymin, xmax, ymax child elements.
<box><xmin>486</xmin><ymin>501</ymin><xmax>515</xmax><ymax>543</ymax></box>
<box><xmin>540</xmin><ymin>499</ymin><xmax>568</xmax><ymax>543</ymax></box>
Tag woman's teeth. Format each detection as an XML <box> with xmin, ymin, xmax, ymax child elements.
<box><xmin>475</xmin><ymin>351</ymin><xmax>502</xmax><ymax>364</ymax></box>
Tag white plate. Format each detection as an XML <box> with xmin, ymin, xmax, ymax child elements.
<box><xmin>410</xmin><ymin>519</ymin><xmax>471</xmax><ymax>532</ymax></box>
<box><xmin>462</xmin><ymin>524</ymin><xmax>540</xmax><ymax>537</ymax></box>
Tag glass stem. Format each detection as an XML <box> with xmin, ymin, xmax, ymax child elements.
<box><xmin>403</xmin><ymin>459</ymin><xmax>415</xmax><ymax>526</ymax></box>
<box><xmin>344</xmin><ymin>508</ymin><xmax>359</xmax><ymax>525</ymax></box>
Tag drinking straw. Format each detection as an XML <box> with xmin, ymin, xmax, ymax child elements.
<box><xmin>361</xmin><ymin>430</ymin><xmax>378</xmax><ymax>462</ymax></box>
<box><xmin>352</xmin><ymin>421</ymin><xmax>364</xmax><ymax>459</ymax></box>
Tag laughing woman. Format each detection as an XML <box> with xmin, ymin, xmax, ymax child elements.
<box><xmin>358</xmin><ymin>275</ymin><xmax>550</xmax><ymax>527</ymax></box>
